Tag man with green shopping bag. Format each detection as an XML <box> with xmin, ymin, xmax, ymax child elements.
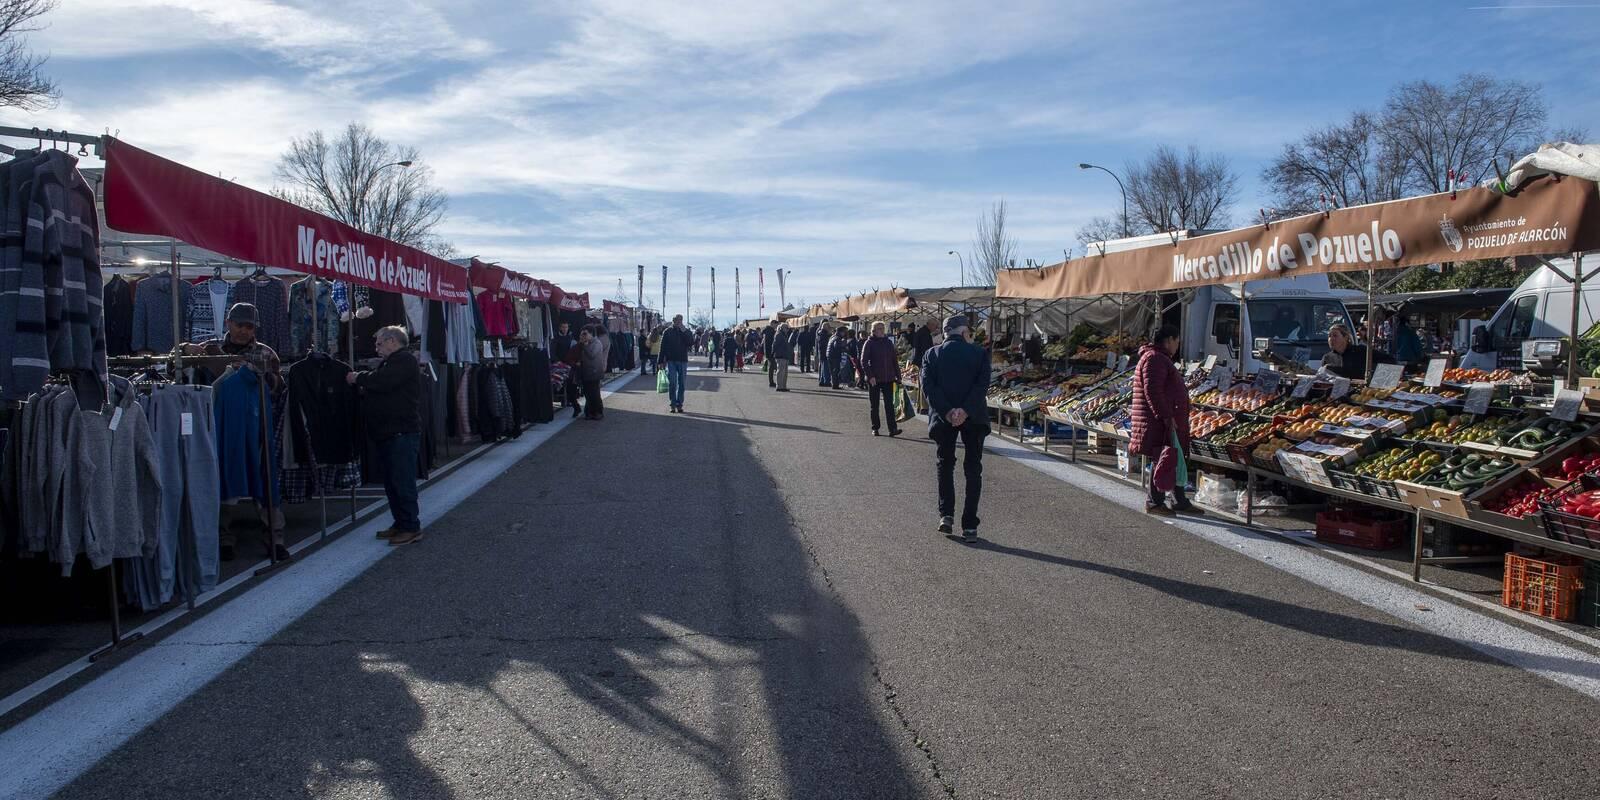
<box><xmin>1130</xmin><ymin>324</ymin><xmax>1204</xmax><ymax>517</ymax></box>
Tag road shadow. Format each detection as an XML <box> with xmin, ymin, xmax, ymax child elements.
<box><xmin>969</xmin><ymin>538</ymin><xmax>1600</xmax><ymax>684</ymax></box>
<box><xmin>50</xmin><ymin>403</ymin><xmax>930</xmax><ymax>799</ymax></box>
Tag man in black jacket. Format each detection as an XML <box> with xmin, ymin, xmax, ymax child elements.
<box><xmin>922</xmin><ymin>315</ymin><xmax>991</xmax><ymax>543</ymax></box>
<box><xmin>762</xmin><ymin>321</ymin><xmax>779</xmax><ymax>387</ymax></box>
<box><xmin>912</xmin><ymin>320</ymin><xmax>936</xmax><ymax>368</ymax></box>
<box><xmin>798</xmin><ymin>324</ymin><xmax>816</xmax><ymax>373</ymax></box>
<box><xmin>347</xmin><ymin>325</ymin><xmax>425</xmax><ymax>545</ymax></box>
<box><xmin>660</xmin><ymin>314</ymin><xmax>695</xmax><ymax>412</ymax></box>
<box><xmin>816</xmin><ymin>325</ymin><xmax>833</xmax><ymax>386</ymax></box>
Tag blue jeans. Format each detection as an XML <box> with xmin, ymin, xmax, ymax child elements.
<box><xmin>819</xmin><ymin>355</ymin><xmax>832</xmax><ymax>386</ymax></box>
<box><xmin>666</xmin><ymin>360</ymin><xmax>687</xmax><ymax>407</ymax></box>
<box><xmin>377</xmin><ymin>433</ymin><xmax>421</xmax><ymax>532</ymax></box>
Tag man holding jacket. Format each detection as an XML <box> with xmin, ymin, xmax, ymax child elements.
<box><xmin>860</xmin><ymin>321</ymin><xmax>902</xmax><ymax>437</ymax></box>
<box><xmin>921</xmin><ymin>315</ymin><xmax>990</xmax><ymax>543</ymax></box>
<box><xmin>660</xmin><ymin>314</ymin><xmax>695</xmax><ymax>413</ymax></box>
<box><xmin>346</xmin><ymin>325</ymin><xmax>424</xmax><ymax>546</ymax></box>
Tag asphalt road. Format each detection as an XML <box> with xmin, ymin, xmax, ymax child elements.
<box><xmin>41</xmin><ymin>365</ymin><xmax>1600</xmax><ymax>799</ymax></box>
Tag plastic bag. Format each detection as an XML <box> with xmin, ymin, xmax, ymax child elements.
<box><xmin>657</xmin><ymin>367</ymin><xmax>670</xmax><ymax>393</ymax></box>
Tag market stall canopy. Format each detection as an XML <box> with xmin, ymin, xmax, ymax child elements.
<box><xmin>996</xmin><ymin>173</ymin><xmax>1600</xmax><ymax>301</ymax></box>
<box><xmin>103</xmin><ymin>137</ymin><xmax>472</xmax><ymax>303</ymax></box>
<box><xmin>469</xmin><ymin>258</ymin><xmax>543</xmax><ymax>302</ymax></box>
<box><xmin>836</xmin><ymin>287</ymin><xmax>913</xmax><ymax>318</ymax></box>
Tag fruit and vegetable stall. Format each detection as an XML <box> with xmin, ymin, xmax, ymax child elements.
<box><xmin>993</xmin><ymin>358</ymin><xmax>1600</xmax><ymax>625</ymax></box>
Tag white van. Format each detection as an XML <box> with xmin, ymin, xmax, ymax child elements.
<box><xmin>1457</xmin><ymin>255</ymin><xmax>1599</xmax><ymax>372</ymax></box>
<box><xmin>1182</xmin><ymin>273</ymin><xmax>1362</xmax><ymax>374</ymax></box>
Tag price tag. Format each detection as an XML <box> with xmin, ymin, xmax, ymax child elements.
<box><xmin>1291</xmin><ymin>376</ymin><xmax>1314</xmax><ymax>398</ymax></box>
<box><xmin>1462</xmin><ymin>382</ymin><xmax>1492</xmax><ymax>415</ymax></box>
<box><xmin>1204</xmin><ymin>354</ymin><xmax>1218</xmax><ymax>370</ymax></box>
<box><xmin>1117</xmin><ymin>354</ymin><xmax>1130</xmax><ymax>371</ymax></box>
<box><xmin>180</xmin><ymin>412</ymin><xmax>193</xmax><ymax>436</ymax></box>
<box><xmin>1330</xmin><ymin>377</ymin><xmax>1352</xmax><ymax>400</ymax></box>
<box><xmin>1116</xmin><ymin>444</ymin><xmax>1130</xmax><ymax>473</ymax></box>
<box><xmin>1554</xmin><ymin>378</ymin><xmax>1565</xmax><ymax>395</ymax></box>
<box><xmin>1213</xmin><ymin>365</ymin><xmax>1233</xmax><ymax>391</ymax></box>
<box><xmin>1185</xmin><ymin>363</ymin><xmax>1200</xmax><ymax>378</ymax></box>
<box><xmin>108</xmin><ymin>406</ymin><xmax>123</xmax><ymax>432</ymax></box>
<box><xmin>482</xmin><ymin>341</ymin><xmax>494</xmax><ymax>359</ymax></box>
<box><xmin>1423</xmin><ymin>358</ymin><xmax>1447</xmax><ymax>388</ymax></box>
<box><xmin>1254</xmin><ymin>369</ymin><xmax>1282</xmax><ymax>394</ymax></box>
<box><xmin>1105</xmin><ymin>351</ymin><xmax>1117</xmax><ymax>369</ymax></box>
<box><xmin>1553</xmin><ymin>388</ymin><xmax>1583</xmax><ymax>422</ymax></box>
<box><xmin>1292</xmin><ymin>347</ymin><xmax>1311</xmax><ymax>365</ymax></box>
<box><xmin>1370</xmin><ymin>363</ymin><xmax>1404</xmax><ymax>389</ymax></box>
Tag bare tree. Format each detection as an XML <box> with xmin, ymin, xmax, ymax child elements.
<box><xmin>1125</xmin><ymin>145</ymin><xmax>1237</xmax><ymax>232</ymax></box>
<box><xmin>0</xmin><ymin>0</ymin><xmax>57</xmax><ymax>110</ymax></box>
<box><xmin>969</xmin><ymin>199</ymin><xmax>1017</xmax><ymax>286</ymax></box>
<box><xmin>1552</xmin><ymin>125</ymin><xmax>1590</xmax><ymax>145</ymax></box>
<box><xmin>690</xmin><ymin>308</ymin><xmax>714</xmax><ymax>329</ymax></box>
<box><xmin>1074</xmin><ymin>214</ymin><xmax>1127</xmax><ymax>250</ymax></box>
<box><xmin>1263</xmin><ymin>111</ymin><xmax>1406</xmax><ymax>216</ymax></box>
<box><xmin>275</xmin><ymin>122</ymin><xmax>451</xmax><ymax>252</ymax></box>
<box><xmin>1381</xmin><ymin>73</ymin><xmax>1547</xmax><ymax>192</ymax></box>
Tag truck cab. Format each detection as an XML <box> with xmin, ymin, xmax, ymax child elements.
<box><xmin>1458</xmin><ymin>256</ymin><xmax>1598</xmax><ymax>373</ymax></box>
<box><xmin>1183</xmin><ymin>274</ymin><xmax>1360</xmax><ymax>374</ymax></box>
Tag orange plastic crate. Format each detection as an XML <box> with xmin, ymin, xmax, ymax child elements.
<box><xmin>1502</xmin><ymin>553</ymin><xmax>1585</xmax><ymax>622</ymax></box>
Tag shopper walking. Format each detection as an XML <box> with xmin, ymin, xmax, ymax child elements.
<box><xmin>706</xmin><ymin>327</ymin><xmax>720</xmax><ymax>369</ymax></box>
<box><xmin>1131</xmin><ymin>324</ymin><xmax>1202</xmax><ymax>517</ymax></box>
<box><xmin>660</xmin><ymin>314</ymin><xmax>694</xmax><ymax>413</ymax></box>
<box><xmin>579</xmin><ymin>326</ymin><xmax>608</xmax><ymax>420</ymax></box>
<box><xmin>347</xmin><ymin>325</ymin><xmax>425</xmax><ymax>545</ymax></box>
<box><xmin>762</xmin><ymin>320</ymin><xmax>779</xmax><ymax>387</ymax></box>
<box><xmin>798</xmin><ymin>324</ymin><xmax>816</xmax><ymax>373</ymax></box>
<box><xmin>829</xmin><ymin>328</ymin><xmax>856</xmax><ymax>390</ymax></box>
<box><xmin>639</xmin><ymin>330</ymin><xmax>652</xmax><ymax>374</ymax></box>
<box><xmin>552</xmin><ymin>321</ymin><xmax>583</xmax><ymax>418</ymax></box>
<box><xmin>771</xmin><ymin>323</ymin><xmax>795</xmax><ymax>391</ymax></box>
<box><xmin>816</xmin><ymin>325</ymin><xmax>834</xmax><ymax>387</ymax></box>
<box><xmin>722</xmin><ymin>329</ymin><xmax>738</xmax><ymax>373</ymax></box>
<box><xmin>922</xmin><ymin>316</ymin><xmax>990</xmax><ymax>542</ymax></box>
<box><xmin>860</xmin><ymin>321</ymin><xmax>902</xmax><ymax>436</ymax></box>
<box><xmin>647</xmin><ymin>328</ymin><xmax>663</xmax><ymax>374</ymax></box>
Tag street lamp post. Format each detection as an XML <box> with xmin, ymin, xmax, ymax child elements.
<box><xmin>1077</xmin><ymin>162</ymin><xmax>1129</xmax><ymax>238</ymax></box>
<box><xmin>947</xmin><ymin>250</ymin><xmax>966</xmax><ymax>285</ymax></box>
<box><xmin>355</xmin><ymin>160</ymin><xmax>414</xmax><ymax>232</ymax></box>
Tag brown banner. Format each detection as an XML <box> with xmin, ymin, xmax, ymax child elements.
<box><xmin>997</xmin><ymin>176</ymin><xmax>1600</xmax><ymax>299</ymax></box>
<box><xmin>836</xmin><ymin>287</ymin><xmax>913</xmax><ymax>317</ymax></box>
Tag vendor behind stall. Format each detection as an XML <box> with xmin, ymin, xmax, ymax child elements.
<box><xmin>1322</xmin><ymin>323</ymin><xmax>1395</xmax><ymax>380</ymax></box>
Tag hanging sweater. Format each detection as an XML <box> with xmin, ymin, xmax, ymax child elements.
<box><xmin>31</xmin><ymin>151</ymin><xmax>106</xmax><ymax>384</ymax></box>
<box><xmin>103</xmin><ymin>275</ymin><xmax>134</xmax><ymax>357</ymax></box>
<box><xmin>186</xmin><ymin>278</ymin><xmax>230</xmax><ymax>343</ymax></box>
<box><xmin>131</xmin><ymin>276</ymin><xmax>181</xmax><ymax>354</ymax></box>
<box><xmin>227</xmin><ymin>275</ymin><xmax>291</xmax><ymax>355</ymax></box>
<box><xmin>62</xmin><ymin>376</ymin><xmax>162</xmax><ymax>573</ymax></box>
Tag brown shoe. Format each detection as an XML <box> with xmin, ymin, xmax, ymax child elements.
<box><xmin>375</xmin><ymin>527</ymin><xmax>399</xmax><ymax>539</ymax></box>
<box><xmin>1145</xmin><ymin>503</ymin><xmax>1176</xmax><ymax>517</ymax></box>
<box><xmin>388</xmin><ymin>530</ymin><xmax>425</xmax><ymax>546</ymax></box>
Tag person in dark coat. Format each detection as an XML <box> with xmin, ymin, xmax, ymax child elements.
<box><xmin>551</xmin><ymin>322</ymin><xmax>582</xmax><ymax>416</ymax></box>
<box><xmin>860</xmin><ymin>321</ymin><xmax>902</xmax><ymax>436</ymax></box>
<box><xmin>771</xmin><ymin>324</ymin><xmax>795</xmax><ymax>391</ymax></box>
<box><xmin>762</xmin><ymin>321</ymin><xmax>779</xmax><ymax>387</ymax></box>
<box><xmin>816</xmin><ymin>325</ymin><xmax>834</xmax><ymax>387</ymax></box>
<box><xmin>1130</xmin><ymin>324</ymin><xmax>1200</xmax><ymax>517</ymax></box>
<box><xmin>1323</xmin><ymin>323</ymin><xmax>1394</xmax><ymax>380</ymax></box>
<box><xmin>922</xmin><ymin>315</ymin><xmax>990</xmax><ymax>542</ymax></box>
<box><xmin>828</xmin><ymin>329</ymin><xmax>855</xmax><ymax>390</ymax></box>
<box><xmin>722</xmin><ymin>330</ymin><xmax>739</xmax><ymax>373</ymax></box>
<box><xmin>348</xmin><ymin>325</ymin><xmax>426</xmax><ymax>544</ymax></box>
<box><xmin>659</xmin><ymin>314</ymin><xmax>695</xmax><ymax>412</ymax></box>
<box><xmin>798</xmin><ymin>324</ymin><xmax>816</xmax><ymax>373</ymax></box>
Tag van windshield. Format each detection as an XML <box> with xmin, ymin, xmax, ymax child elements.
<box><xmin>1247</xmin><ymin>298</ymin><xmax>1352</xmax><ymax>343</ymax></box>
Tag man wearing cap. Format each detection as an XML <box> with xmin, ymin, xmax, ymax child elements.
<box><xmin>181</xmin><ymin>302</ymin><xmax>286</xmax><ymax>561</ymax></box>
<box><xmin>347</xmin><ymin>325</ymin><xmax>425</xmax><ymax>545</ymax></box>
<box><xmin>921</xmin><ymin>315</ymin><xmax>991</xmax><ymax>543</ymax></box>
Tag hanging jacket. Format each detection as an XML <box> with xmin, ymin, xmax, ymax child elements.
<box><xmin>213</xmin><ymin>366</ymin><xmax>276</xmax><ymax>503</ymax></box>
<box><xmin>287</xmin><ymin>354</ymin><xmax>358</xmax><ymax>463</ymax></box>
<box><xmin>103</xmin><ymin>275</ymin><xmax>134</xmax><ymax>357</ymax></box>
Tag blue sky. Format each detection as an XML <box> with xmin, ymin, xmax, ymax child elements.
<box><xmin>8</xmin><ymin>0</ymin><xmax>1596</xmax><ymax>321</ymax></box>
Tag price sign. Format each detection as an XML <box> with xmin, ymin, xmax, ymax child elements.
<box><xmin>1117</xmin><ymin>353</ymin><xmax>1130</xmax><ymax>371</ymax></box>
<box><xmin>1105</xmin><ymin>351</ymin><xmax>1117</xmax><ymax>369</ymax></box>
<box><xmin>1116</xmin><ymin>444</ymin><xmax>1130</xmax><ymax>473</ymax></box>
<box><xmin>1464</xmin><ymin>383</ymin><xmax>1493</xmax><ymax>415</ymax></box>
<box><xmin>1204</xmin><ymin>354</ymin><xmax>1218</xmax><ymax>370</ymax></box>
<box><xmin>1554</xmin><ymin>378</ymin><xmax>1566</xmax><ymax>395</ymax></box>
<box><xmin>1370</xmin><ymin>363</ymin><xmax>1404</xmax><ymax>389</ymax></box>
<box><xmin>1330</xmin><ymin>377</ymin><xmax>1352</xmax><ymax>400</ymax></box>
<box><xmin>1292</xmin><ymin>347</ymin><xmax>1311</xmax><ymax>365</ymax></box>
<box><xmin>1254</xmin><ymin>369</ymin><xmax>1282</xmax><ymax>394</ymax></box>
<box><xmin>1213</xmin><ymin>365</ymin><xmax>1233</xmax><ymax>391</ymax></box>
<box><xmin>1185</xmin><ymin>362</ymin><xmax>1200</xmax><ymax>378</ymax></box>
<box><xmin>1553</xmin><ymin>388</ymin><xmax>1584</xmax><ymax>422</ymax></box>
<box><xmin>1423</xmin><ymin>358</ymin><xmax>1447</xmax><ymax>388</ymax></box>
<box><xmin>1291</xmin><ymin>376</ymin><xmax>1314</xmax><ymax>399</ymax></box>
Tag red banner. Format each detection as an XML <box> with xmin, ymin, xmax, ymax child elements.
<box><xmin>603</xmin><ymin>299</ymin><xmax>630</xmax><ymax>315</ymax></box>
<box><xmin>470</xmin><ymin>259</ymin><xmax>541</xmax><ymax>301</ymax></box>
<box><xmin>556</xmin><ymin>291</ymin><xmax>588</xmax><ymax>312</ymax></box>
<box><xmin>103</xmin><ymin>137</ymin><xmax>471</xmax><ymax>303</ymax></box>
